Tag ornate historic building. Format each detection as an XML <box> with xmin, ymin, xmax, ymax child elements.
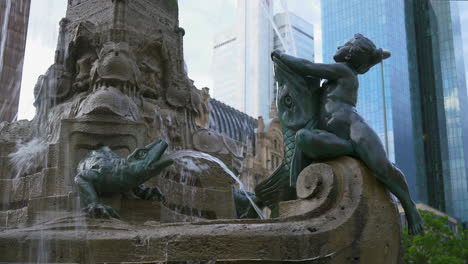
<box><xmin>240</xmin><ymin>104</ymin><xmax>283</xmax><ymax>192</ymax></box>
<box><xmin>208</xmin><ymin>95</ymin><xmax>283</xmax><ymax>192</ymax></box>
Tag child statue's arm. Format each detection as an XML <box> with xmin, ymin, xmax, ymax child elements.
<box><xmin>272</xmin><ymin>50</ymin><xmax>349</xmax><ymax>80</ymax></box>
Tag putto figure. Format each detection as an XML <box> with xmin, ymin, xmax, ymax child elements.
<box><xmin>270</xmin><ymin>34</ymin><xmax>423</xmax><ymax>235</ymax></box>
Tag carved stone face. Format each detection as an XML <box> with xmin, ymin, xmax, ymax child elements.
<box><xmin>76</xmin><ymin>42</ymin><xmax>142</xmax><ymax>120</ymax></box>
<box><xmin>93</xmin><ymin>42</ymin><xmax>140</xmax><ymax>93</ymax></box>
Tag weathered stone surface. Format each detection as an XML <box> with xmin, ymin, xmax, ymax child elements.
<box><xmin>0</xmin><ymin>156</ymin><xmax>13</xmax><ymax>180</ymax></box>
<box><xmin>296</xmin><ymin>163</ymin><xmax>334</xmax><ymax>199</ymax></box>
<box><xmin>0</xmin><ymin>211</ymin><xmax>6</xmax><ymax>228</ymax></box>
<box><xmin>281</xmin><ymin>157</ymin><xmax>402</xmax><ymax>263</ymax></box>
<box><xmin>6</xmin><ymin>207</ymin><xmax>28</xmax><ymax>229</ymax></box>
<box><xmin>0</xmin><ymin>142</ymin><xmax>16</xmax><ymax>180</ymax></box>
<box><xmin>0</xmin><ymin>208</ymin><xmax>28</xmax><ymax>229</ymax></box>
<box><xmin>26</xmin><ymin>172</ymin><xmax>45</xmax><ymax>199</ymax></box>
<box><xmin>0</xmin><ymin>120</ymin><xmax>32</xmax><ymax>144</ymax></box>
<box><xmin>0</xmin><ymin>157</ymin><xmax>402</xmax><ymax>263</ymax></box>
<box><xmin>158</xmin><ymin>156</ymin><xmax>237</xmax><ymax>221</ymax></box>
<box><xmin>159</xmin><ymin>179</ymin><xmax>236</xmax><ymax>221</ymax></box>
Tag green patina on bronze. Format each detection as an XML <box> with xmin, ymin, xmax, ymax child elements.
<box><xmin>255</xmin><ymin>34</ymin><xmax>423</xmax><ymax>235</ymax></box>
<box><xmin>74</xmin><ymin>139</ymin><xmax>173</xmax><ymax>218</ymax></box>
<box><xmin>233</xmin><ymin>61</ymin><xmax>321</xmax><ymax>218</ymax></box>
<box><xmin>254</xmin><ymin>58</ymin><xmax>321</xmax><ymax>217</ymax></box>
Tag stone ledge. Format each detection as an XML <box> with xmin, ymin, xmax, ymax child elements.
<box><xmin>159</xmin><ymin>178</ymin><xmax>236</xmax><ymax>219</ymax></box>
<box><xmin>0</xmin><ymin>167</ymin><xmax>62</xmax><ymax>206</ymax></box>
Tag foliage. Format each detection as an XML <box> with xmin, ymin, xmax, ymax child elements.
<box><xmin>403</xmin><ymin>210</ymin><xmax>468</xmax><ymax>264</ymax></box>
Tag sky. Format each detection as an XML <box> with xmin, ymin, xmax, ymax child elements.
<box><xmin>16</xmin><ymin>0</ymin><xmax>468</xmax><ymax>120</ymax></box>
<box><xmin>179</xmin><ymin>0</ymin><xmax>321</xmax><ymax>88</ymax></box>
<box><xmin>18</xmin><ymin>0</ymin><xmax>67</xmax><ymax>120</ymax></box>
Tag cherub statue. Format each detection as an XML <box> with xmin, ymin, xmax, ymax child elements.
<box><xmin>268</xmin><ymin>34</ymin><xmax>423</xmax><ymax>235</ymax></box>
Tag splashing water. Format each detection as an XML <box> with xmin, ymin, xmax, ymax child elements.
<box><xmin>162</xmin><ymin>150</ymin><xmax>266</xmax><ymax>220</ymax></box>
<box><xmin>8</xmin><ymin>138</ymin><xmax>47</xmax><ymax>178</ymax></box>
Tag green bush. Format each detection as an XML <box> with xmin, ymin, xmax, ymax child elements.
<box><xmin>403</xmin><ymin>210</ymin><xmax>468</xmax><ymax>264</ymax></box>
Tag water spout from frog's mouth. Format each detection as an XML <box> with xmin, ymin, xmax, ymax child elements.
<box><xmin>161</xmin><ymin>150</ymin><xmax>267</xmax><ymax>220</ymax></box>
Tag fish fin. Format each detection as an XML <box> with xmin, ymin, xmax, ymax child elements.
<box><xmin>255</xmin><ymin>163</ymin><xmax>293</xmax><ymax>209</ymax></box>
<box><xmin>290</xmin><ymin>145</ymin><xmax>313</xmax><ymax>186</ymax></box>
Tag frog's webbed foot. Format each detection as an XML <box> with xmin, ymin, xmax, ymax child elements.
<box><xmin>83</xmin><ymin>203</ymin><xmax>120</xmax><ymax>219</ymax></box>
<box><xmin>133</xmin><ymin>184</ymin><xmax>166</xmax><ymax>202</ymax></box>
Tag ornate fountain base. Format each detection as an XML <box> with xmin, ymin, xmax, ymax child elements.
<box><xmin>0</xmin><ymin>157</ymin><xmax>402</xmax><ymax>263</ymax></box>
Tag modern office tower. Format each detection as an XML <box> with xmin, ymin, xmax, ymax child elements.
<box><xmin>321</xmin><ymin>0</ymin><xmax>418</xmax><ymax>198</ymax></box>
<box><xmin>212</xmin><ymin>27</ymin><xmax>244</xmax><ymax>111</ymax></box>
<box><xmin>272</xmin><ymin>12</ymin><xmax>314</xmax><ymax>100</ymax></box>
<box><xmin>212</xmin><ymin>1</ymin><xmax>314</xmax><ymax>119</ymax></box>
<box><xmin>273</xmin><ymin>12</ymin><xmax>314</xmax><ymax>62</ymax></box>
<box><xmin>405</xmin><ymin>0</ymin><xmax>468</xmax><ymax>221</ymax></box>
<box><xmin>322</xmin><ymin>0</ymin><xmax>468</xmax><ymax>222</ymax></box>
<box><xmin>238</xmin><ymin>0</ymin><xmax>273</xmax><ymax>119</ymax></box>
<box><xmin>212</xmin><ymin>0</ymin><xmax>273</xmax><ymax>118</ymax></box>
<box><xmin>0</xmin><ymin>0</ymin><xmax>31</xmax><ymax>122</ymax></box>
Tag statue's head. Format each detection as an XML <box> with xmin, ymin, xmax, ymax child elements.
<box><xmin>333</xmin><ymin>34</ymin><xmax>390</xmax><ymax>74</ymax></box>
<box><xmin>273</xmin><ymin>58</ymin><xmax>320</xmax><ymax>131</ymax></box>
<box><xmin>127</xmin><ymin>140</ymin><xmax>169</xmax><ymax>172</ymax></box>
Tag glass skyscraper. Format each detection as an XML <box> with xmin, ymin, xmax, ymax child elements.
<box><xmin>321</xmin><ymin>0</ymin><xmax>418</xmax><ymax>197</ymax></box>
<box><xmin>212</xmin><ymin>27</ymin><xmax>244</xmax><ymax>111</ymax></box>
<box><xmin>406</xmin><ymin>0</ymin><xmax>468</xmax><ymax>221</ymax></box>
<box><xmin>212</xmin><ymin>2</ymin><xmax>314</xmax><ymax>119</ymax></box>
<box><xmin>272</xmin><ymin>12</ymin><xmax>314</xmax><ymax>101</ymax></box>
<box><xmin>322</xmin><ymin>0</ymin><xmax>468</xmax><ymax>222</ymax></box>
<box><xmin>212</xmin><ymin>0</ymin><xmax>273</xmax><ymax>118</ymax></box>
<box><xmin>273</xmin><ymin>12</ymin><xmax>314</xmax><ymax>61</ymax></box>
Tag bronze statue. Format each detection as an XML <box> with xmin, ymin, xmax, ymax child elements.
<box><xmin>75</xmin><ymin>140</ymin><xmax>172</xmax><ymax>218</ymax></box>
<box><xmin>258</xmin><ymin>34</ymin><xmax>423</xmax><ymax>235</ymax></box>
<box><xmin>253</xmin><ymin>57</ymin><xmax>322</xmax><ymax>217</ymax></box>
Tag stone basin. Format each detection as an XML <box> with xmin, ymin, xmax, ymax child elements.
<box><xmin>0</xmin><ymin>157</ymin><xmax>402</xmax><ymax>263</ymax></box>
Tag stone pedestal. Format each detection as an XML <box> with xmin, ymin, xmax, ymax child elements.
<box><xmin>279</xmin><ymin>157</ymin><xmax>402</xmax><ymax>264</ymax></box>
<box><xmin>0</xmin><ymin>156</ymin><xmax>402</xmax><ymax>263</ymax></box>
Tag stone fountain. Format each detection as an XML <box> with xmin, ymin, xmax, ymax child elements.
<box><xmin>0</xmin><ymin>1</ymin><xmax>403</xmax><ymax>263</ymax></box>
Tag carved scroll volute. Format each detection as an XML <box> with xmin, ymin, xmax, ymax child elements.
<box><xmin>279</xmin><ymin>163</ymin><xmax>337</xmax><ymax>218</ymax></box>
<box><xmin>296</xmin><ymin>163</ymin><xmax>335</xmax><ymax>199</ymax></box>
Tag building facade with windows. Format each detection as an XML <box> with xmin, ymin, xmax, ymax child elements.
<box><xmin>272</xmin><ymin>12</ymin><xmax>314</xmax><ymax>101</ymax></box>
<box><xmin>212</xmin><ymin>0</ymin><xmax>273</xmax><ymax>118</ymax></box>
<box><xmin>322</xmin><ymin>0</ymin><xmax>468</xmax><ymax>222</ymax></box>
<box><xmin>212</xmin><ymin>27</ymin><xmax>244</xmax><ymax>111</ymax></box>
<box><xmin>321</xmin><ymin>0</ymin><xmax>418</xmax><ymax>198</ymax></box>
<box><xmin>405</xmin><ymin>0</ymin><xmax>468</xmax><ymax>221</ymax></box>
<box><xmin>212</xmin><ymin>1</ymin><xmax>314</xmax><ymax>120</ymax></box>
<box><xmin>273</xmin><ymin>12</ymin><xmax>314</xmax><ymax>62</ymax></box>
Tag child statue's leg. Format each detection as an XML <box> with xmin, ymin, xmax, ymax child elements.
<box><xmin>295</xmin><ymin>128</ymin><xmax>354</xmax><ymax>159</ymax></box>
<box><xmin>349</xmin><ymin>119</ymin><xmax>423</xmax><ymax>235</ymax></box>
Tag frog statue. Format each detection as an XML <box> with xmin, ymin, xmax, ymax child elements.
<box><xmin>74</xmin><ymin>140</ymin><xmax>173</xmax><ymax>218</ymax></box>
